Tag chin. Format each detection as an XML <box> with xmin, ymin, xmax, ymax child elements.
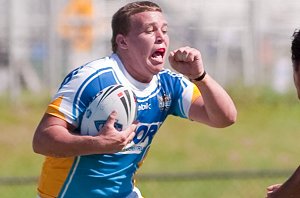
<box><xmin>153</xmin><ymin>65</ymin><xmax>164</xmax><ymax>73</ymax></box>
<box><xmin>148</xmin><ymin>62</ymin><xmax>164</xmax><ymax>72</ymax></box>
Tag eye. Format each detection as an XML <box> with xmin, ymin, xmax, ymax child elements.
<box><xmin>162</xmin><ymin>27</ymin><xmax>168</xmax><ymax>34</ymax></box>
<box><xmin>146</xmin><ymin>26</ymin><xmax>155</xmax><ymax>34</ymax></box>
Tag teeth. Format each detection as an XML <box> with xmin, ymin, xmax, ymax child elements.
<box><xmin>151</xmin><ymin>52</ymin><xmax>163</xmax><ymax>63</ymax></box>
<box><xmin>152</xmin><ymin>52</ymin><xmax>162</xmax><ymax>58</ymax></box>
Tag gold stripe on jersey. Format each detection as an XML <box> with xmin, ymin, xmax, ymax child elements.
<box><xmin>37</xmin><ymin>156</ymin><xmax>75</xmax><ymax>198</ymax></box>
<box><xmin>46</xmin><ymin>96</ymin><xmax>66</xmax><ymax>121</ymax></box>
<box><xmin>191</xmin><ymin>84</ymin><xmax>201</xmax><ymax>104</ymax></box>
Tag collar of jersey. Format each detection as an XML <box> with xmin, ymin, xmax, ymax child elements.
<box><xmin>111</xmin><ymin>53</ymin><xmax>158</xmax><ymax>92</ymax></box>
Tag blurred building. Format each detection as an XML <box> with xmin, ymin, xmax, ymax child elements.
<box><xmin>0</xmin><ymin>0</ymin><xmax>299</xmax><ymax>98</ymax></box>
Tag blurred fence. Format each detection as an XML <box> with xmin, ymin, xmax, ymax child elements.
<box><xmin>0</xmin><ymin>170</ymin><xmax>293</xmax><ymax>197</ymax></box>
<box><xmin>1</xmin><ymin>0</ymin><xmax>300</xmax><ymax>99</ymax></box>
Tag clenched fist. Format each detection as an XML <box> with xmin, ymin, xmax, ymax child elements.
<box><xmin>168</xmin><ymin>46</ymin><xmax>205</xmax><ymax>80</ymax></box>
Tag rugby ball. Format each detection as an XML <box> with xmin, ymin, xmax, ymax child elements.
<box><xmin>80</xmin><ymin>84</ymin><xmax>137</xmax><ymax>136</ymax></box>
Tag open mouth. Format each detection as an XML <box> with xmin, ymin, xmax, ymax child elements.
<box><xmin>151</xmin><ymin>48</ymin><xmax>166</xmax><ymax>62</ymax></box>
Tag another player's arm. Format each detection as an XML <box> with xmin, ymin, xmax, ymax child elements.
<box><xmin>32</xmin><ymin>112</ymin><xmax>136</xmax><ymax>158</ymax></box>
<box><xmin>266</xmin><ymin>165</ymin><xmax>300</xmax><ymax>197</ymax></box>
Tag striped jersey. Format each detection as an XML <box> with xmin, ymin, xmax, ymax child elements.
<box><xmin>37</xmin><ymin>53</ymin><xmax>200</xmax><ymax>198</ymax></box>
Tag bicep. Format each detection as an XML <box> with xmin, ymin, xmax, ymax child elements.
<box><xmin>188</xmin><ymin>96</ymin><xmax>212</xmax><ymax>126</ymax></box>
<box><xmin>35</xmin><ymin>113</ymin><xmax>75</xmax><ymax>135</ymax></box>
<box><xmin>33</xmin><ymin>113</ymin><xmax>75</xmax><ymax>154</ymax></box>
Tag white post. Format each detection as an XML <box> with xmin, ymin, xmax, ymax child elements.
<box><xmin>46</xmin><ymin>0</ymin><xmax>61</xmax><ymax>93</ymax></box>
<box><xmin>8</xmin><ymin>0</ymin><xmax>24</xmax><ymax>102</ymax></box>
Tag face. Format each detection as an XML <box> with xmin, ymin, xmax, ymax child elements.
<box><xmin>293</xmin><ymin>65</ymin><xmax>300</xmax><ymax>99</ymax></box>
<box><xmin>120</xmin><ymin>11</ymin><xmax>169</xmax><ymax>83</ymax></box>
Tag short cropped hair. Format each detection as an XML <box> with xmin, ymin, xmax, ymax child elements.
<box><xmin>111</xmin><ymin>1</ymin><xmax>162</xmax><ymax>53</ymax></box>
<box><xmin>292</xmin><ymin>29</ymin><xmax>300</xmax><ymax>71</ymax></box>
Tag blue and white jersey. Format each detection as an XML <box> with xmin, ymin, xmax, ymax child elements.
<box><xmin>37</xmin><ymin>54</ymin><xmax>201</xmax><ymax>198</ymax></box>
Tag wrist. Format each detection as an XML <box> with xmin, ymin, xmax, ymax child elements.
<box><xmin>190</xmin><ymin>70</ymin><xmax>206</xmax><ymax>82</ymax></box>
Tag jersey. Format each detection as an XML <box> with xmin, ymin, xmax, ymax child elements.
<box><xmin>37</xmin><ymin>53</ymin><xmax>201</xmax><ymax>198</ymax></box>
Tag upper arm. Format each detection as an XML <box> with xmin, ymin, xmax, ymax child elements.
<box><xmin>32</xmin><ymin>113</ymin><xmax>75</xmax><ymax>154</ymax></box>
<box><xmin>38</xmin><ymin>113</ymin><xmax>69</xmax><ymax>130</ymax></box>
<box><xmin>188</xmin><ymin>96</ymin><xmax>212</xmax><ymax>126</ymax></box>
<box><xmin>36</xmin><ymin>113</ymin><xmax>76</xmax><ymax>135</ymax></box>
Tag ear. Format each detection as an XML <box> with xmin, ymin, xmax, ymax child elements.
<box><xmin>116</xmin><ymin>34</ymin><xmax>128</xmax><ymax>50</ymax></box>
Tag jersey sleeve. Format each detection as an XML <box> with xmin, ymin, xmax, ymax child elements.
<box><xmin>46</xmin><ymin>65</ymin><xmax>93</xmax><ymax>127</ymax></box>
<box><xmin>46</xmin><ymin>58</ymin><xmax>120</xmax><ymax>128</ymax></box>
<box><xmin>171</xmin><ymin>77</ymin><xmax>201</xmax><ymax>118</ymax></box>
<box><xmin>163</xmin><ymin>70</ymin><xmax>201</xmax><ymax>119</ymax></box>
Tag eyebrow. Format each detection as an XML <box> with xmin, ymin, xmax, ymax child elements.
<box><xmin>144</xmin><ymin>22</ymin><xmax>168</xmax><ymax>28</ymax></box>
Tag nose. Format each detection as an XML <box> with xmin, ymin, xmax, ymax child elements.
<box><xmin>156</xmin><ymin>36</ymin><xmax>163</xmax><ymax>44</ymax></box>
<box><xmin>155</xmin><ymin>30</ymin><xmax>165</xmax><ymax>44</ymax></box>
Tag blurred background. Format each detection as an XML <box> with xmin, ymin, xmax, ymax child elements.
<box><xmin>1</xmin><ymin>0</ymin><xmax>299</xmax><ymax>96</ymax></box>
<box><xmin>0</xmin><ymin>0</ymin><xmax>300</xmax><ymax>197</ymax></box>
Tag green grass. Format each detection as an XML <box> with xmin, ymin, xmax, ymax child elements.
<box><xmin>140</xmin><ymin>97</ymin><xmax>300</xmax><ymax>173</ymax></box>
<box><xmin>137</xmin><ymin>177</ymin><xmax>289</xmax><ymax>198</ymax></box>
<box><xmin>0</xmin><ymin>88</ymin><xmax>299</xmax><ymax>197</ymax></box>
<box><xmin>0</xmin><ymin>185</ymin><xmax>37</xmax><ymax>198</ymax></box>
<box><xmin>0</xmin><ymin>93</ymin><xmax>48</xmax><ymax>177</ymax></box>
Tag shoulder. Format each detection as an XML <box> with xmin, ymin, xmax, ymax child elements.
<box><xmin>158</xmin><ymin>69</ymin><xmax>190</xmax><ymax>86</ymax></box>
<box><xmin>60</xmin><ymin>55</ymin><xmax>119</xmax><ymax>87</ymax></box>
<box><xmin>159</xmin><ymin>69</ymin><xmax>183</xmax><ymax>78</ymax></box>
<box><xmin>83</xmin><ymin>55</ymin><xmax>119</xmax><ymax>72</ymax></box>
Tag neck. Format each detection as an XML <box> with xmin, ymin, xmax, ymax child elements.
<box><xmin>116</xmin><ymin>52</ymin><xmax>153</xmax><ymax>83</ymax></box>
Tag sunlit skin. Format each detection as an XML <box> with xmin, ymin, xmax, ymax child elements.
<box><xmin>116</xmin><ymin>11</ymin><xmax>236</xmax><ymax>128</ymax></box>
<box><xmin>116</xmin><ymin>11</ymin><xmax>169</xmax><ymax>83</ymax></box>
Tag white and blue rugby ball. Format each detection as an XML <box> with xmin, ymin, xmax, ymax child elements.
<box><xmin>81</xmin><ymin>84</ymin><xmax>137</xmax><ymax>136</ymax></box>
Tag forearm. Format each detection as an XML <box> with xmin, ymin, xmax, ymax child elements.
<box><xmin>33</xmin><ymin>112</ymin><xmax>135</xmax><ymax>157</ymax></box>
<box><xmin>272</xmin><ymin>166</ymin><xmax>300</xmax><ymax>197</ymax></box>
<box><xmin>192</xmin><ymin>74</ymin><xmax>237</xmax><ymax>127</ymax></box>
<box><xmin>33</xmin><ymin>124</ymin><xmax>100</xmax><ymax>157</ymax></box>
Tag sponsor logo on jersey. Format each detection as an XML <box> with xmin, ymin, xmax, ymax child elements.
<box><xmin>121</xmin><ymin>122</ymin><xmax>162</xmax><ymax>154</ymax></box>
<box><xmin>138</xmin><ymin>103</ymin><xmax>151</xmax><ymax>111</ymax></box>
<box><xmin>158</xmin><ymin>93</ymin><xmax>171</xmax><ymax>111</ymax></box>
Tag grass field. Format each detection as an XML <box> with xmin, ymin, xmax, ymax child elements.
<box><xmin>0</xmin><ymin>87</ymin><xmax>299</xmax><ymax>197</ymax></box>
